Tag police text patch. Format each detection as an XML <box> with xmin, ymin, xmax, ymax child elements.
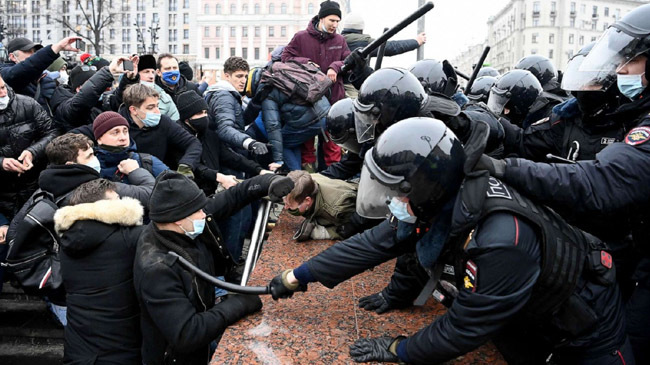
<box><xmin>625</xmin><ymin>127</ymin><xmax>650</xmax><ymax>146</ymax></box>
<box><xmin>486</xmin><ymin>177</ymin><xmax>513</xmax><ymax>200</ymax></box>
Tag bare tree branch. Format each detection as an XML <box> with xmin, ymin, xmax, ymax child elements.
<box><xmin>54</xmin><ymin>0</ymin><xmax>118</xmax><ymax>56</ymax></box>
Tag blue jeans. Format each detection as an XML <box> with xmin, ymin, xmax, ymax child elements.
<box><xmin>282</xmin><ymin>118</ymin><xmax>326</xmax><ymax>171</ymax></box>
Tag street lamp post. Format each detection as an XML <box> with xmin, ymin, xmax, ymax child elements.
<box><xmin>148</xmin><ymin>21</ymin><xmax>160</xmax><ymax>54</ymax></box>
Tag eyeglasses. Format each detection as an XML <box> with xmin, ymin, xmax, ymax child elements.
<box><xmin>78</xmin><ymin>65</ymin><xmax>97</xmax><ymax>72</ymax></box>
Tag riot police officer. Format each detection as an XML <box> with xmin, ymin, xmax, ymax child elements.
<box><xmin>268</xmin><ymin>118</ymin><xmax>631</xmax><ymax>364</ymax></box>
<box><xmin>476</xmin><ymin>66</ymin><xmax>500</xmax><ymax>78</ymax></box>
<box><xmin>466</xmin><ymin>76</ymin><xmax>497</xmax><ymax>104</ymax></box>
<box><xmin>515</xmin><ymin>54</ymin><xmax>570</xmax><ymax>102</ymax></box>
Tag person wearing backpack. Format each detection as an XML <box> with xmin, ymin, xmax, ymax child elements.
<box><xmin>54</xmin><ymin>179</ymin><xmax>145</xmax><ymax>364</ymax></box>
<box><xmin>93</xmin><ymin>111</ymin><xmax>169</xmax><ymax>184</ymax></box>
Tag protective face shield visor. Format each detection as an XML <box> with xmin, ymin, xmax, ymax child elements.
<box><xmin>356</xmin><ymin>148</ymin><xmax>410</xmax><ymax>219</ymax></box>
<box><xmin>487</xmin><ymin>86</ymin><xmax>511</xmax><ymax>116</ymax></box>
<box><xmin>563</xmin><ymin>27</ymin><xmax>650</xmax><ymax>91</ymax></box>
<box><xmin>354</xmin><ymin>98</ymin><xmax>381</xmax><ymax>144</ymax></box>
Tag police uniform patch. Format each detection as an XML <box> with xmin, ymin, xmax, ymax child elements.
<box><xmin>486</xmin><ymin>177</ymin><xmax>513</xmax><ymax>200</ymax></box>
<box><xmin>625</xmin><ymin>127</ymin><xmax>650</xmax><ymax>146</ymax></box>
<box><xmin>531</xmin><ymin>117</ymin><xmax>550</xmax><ymax>126</ymax></box>
<box><xmin>464</xmin><ymin>260</ymin><xmax>477</xmax><ymax>292</ymax></box>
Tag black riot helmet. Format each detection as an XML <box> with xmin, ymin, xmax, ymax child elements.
<box><xmin>356</xmin><ymin>117</ymin><xmax>466</xmax><ymax>222</ymax></box>
<box><xmin>354</xmin><ymin>67</ymin><xmax>428</xmax><ymax>144</ymax></box>
<box><xmin>467</xmin><ymin>76</ymin><xmax>497</xmax><ymax>103</ymax></box>
<box><xmin>515</xmin><ymin>54</ymin><xmax>560</xmax><ymax>91</ymax></box>
<box><xmin>326</xmin><ymin>98</ymin><xmax>361</xmax><ymax>154</ymax></box>
<box><xmin>477</xmin><ymin>67</ymin><xmax>500</xmax><ymax>78</ymax></box>
<box><xmin>487</xmin><ymin>69</ymin><xmax>543</xmax><ymax>120</ymax></box>
<box><xmin>408</xmin><ymin>59</ymin><xmax>459</xmax><ymax>97</ymax></box>
<box><xmin>565</xmin><ymin>4</ymin><xmax>650</xmax><ymax>91</ymax></box>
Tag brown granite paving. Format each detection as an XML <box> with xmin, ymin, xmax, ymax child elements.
<box><xmin>212</xmin><ymin>213</ymin><xmax>505</xmax><ymax>364</ymax></box>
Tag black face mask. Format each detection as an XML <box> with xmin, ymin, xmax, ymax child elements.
<box><xmin>187</xmin><ymin>116</ymin><xmax>209</xmax><ymax>134</ymax></box>
<box><xmin>99</xmin><ymin>144</ymin><xmax>129</xmax><ymax>153</ymax></box>
<box><xmin>287</xmin><ymin>208</ymin><xmax>302</xmax><ymax>216</ymax></box>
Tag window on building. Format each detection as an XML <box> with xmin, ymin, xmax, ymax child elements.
<box><xmin>269</xmin><ymin>3</ymin><xmax>275</xmax><ymax>14</ymax></box>
<box><xmin>32</xmin><ymin>30</ymin><xmax>41</xmax><ymax>43</ymax></box>
<box><xmin>281</xmin><ymin>26</ymin><xmax>286</xmax><ymax>37</ymax></box>
<box><xmin>183</xmin><ymin>0</ymin><xmax>189</xmax><ymax>9</ymax></box>
<box><xmin>243</xmin><ymin>27</ymin><xmax>248</xmax><ymax>37</ymax></box>
<box><xmin>570</xmin><ymin>2</ymin><xmax>576</xmax><ymax>13</ymax></box>
<box><xmin>204</xmin><ymin>27</ymin><xmax>210</xmax><ymax>37</ymax></box>
<box><xmin>46</xmin><ymin>0</ymin><xmax>50</xmax><ymax>9</ymax></box>
<box><xmin>231</xmin><ymin>4</ymin><xmax>236</xmax><ymax>14</ymax></box>
<box><xmin>243</xmin><ymin>47</ymin><xmax>248</xmax><ymax>59</ymax></box>
<box><xmin>122</xmin><ymin>44</ymin><xmax>130</xmax><ymax>54</ymax></box>
<box><xmin>183</xmin><ymin>29</ymin><xmax>189</xmax><ymax>39</ymax></box>
<box><xmin>533</xmin><ymin>1</ymin><xmax>539</xmax><ymax>12</ymax></box>
<box><xmin>109</xmin><ymin>44</ymin><xmax>116</xmax><ymax>54</ymax></box>
<box><xmin>110</xmin><ymin>29</ymin><xmax>116</xmax><ymax>39</ymax></box>
<box><xmin>204</xmin><ymin>4</ymin><xmax>209</xmax><ymax>14</ymax></box>
<box><xmin>568</xmin><ymin>33</ymin><xmax>574</xmax><ymax>44</ymax></box>
<box><xmin>137</xmin><ymin>0</ymin><xmax>145</xmax><ymax>11</ymax></box>
<box><xmin>604</xmin><ymin>7</ymin><xmax>609</xmax><ymax>17</ymax></box>
<box><xmin>216</xmin><ymin>47</ymin><xmax>221</xmax><ymax>59</ymax></box>
<box><xmin>592</xmin><ymin>6</ymin><xmax>598</xmax><ymax>16</ymax></box>
<box><xmin>183</xmin><ymin>13</ymin><xmax>189</xmax><ymax>24</ymax></box>
<box><xmin>216</xmin><ymin>26</ymin><xmax>221</xmax><ymax>37</ymax></box>
<box><xmin>548</xmin><ymin>49</ymin><xmax>553</xmax><ymax>59</ymax></box>
<box><xmin>46</xmin><ymin>15</ymin><xmax>51</xmax><ymax>25</ymax></box>
<box><xmin>230</xmin><ymin>27</ymin><xmax>236</xmax><ymax>37</ymax></box>
<box><xmin>169</xmin><ymin>0</ymin><xmax>177</xmax><ymax>12</ymax></box>
<box><xmin>551</xmin><ymin>1</ymin><xmax>556</xmax><ymax>12</ymax></box>
<box><xmin>567</xmin><ymin>50</ymin><xmax>573</xmax><ymax>58</ymax></box>
<box><xmin>255</xmin><ymin>3</ymin><xmax>260</xmax><ymax>14</ymax></box>
<box><xmin>231</xmin><ymin>47</ymin><xmax>236</xmax><ymax>56</ymax></box>
<box><xmin>255</xmin><ymin>47</ymin><xmax>260</xmax><ymax>60</ymax></box>
<box><xmin>532</xmin><ymin>18</ymin><xmax>539</xmax><ymax>27</ymax></box>
<box><xmin>549</xmin><ymin>33</ymin><xmax>554</xmax><ymax>44</ymax></box>
<box><xmin>169</xmin><ymin>14</ymin><xmax>176</xmax><ymax>26</ymax></box>
<box><xmin>255</xmin><ymin>26</ymin><xmax>260</xmax><ymax>37</ymax></box>
<box><xmin>269</xmin><ymin>26</ymin><xmax>275</xmax><ymax>37</ymax></box>
<box><xmin>269</xmin><ymin>47</ymin><xmax>274</xmax><ymax>56</ymax></box>
<box><xmin>153</xmin><ymin>13</ymin><xmax>160</xmax><ymax>24</ymax></box>
<box><xmin>570</xmin><ymin>18</ymin><xmax>575</xmax><ymax>27</ymax></box>
<box><xmin>603</xmin><ymin>22</ymin><xmax>609</xmax><ymax>31</ymax></box>
<box><xmin>122</xmin><ymin>29</ymin><xmax>130</xmax><ymax>42</ymax></box>
<box><xmin>592</xmin><ymin>20</ymin><xmax>597</xmax><ymax>30</ymax></box>
<box><xmin>550</xmin><ymin>16</ymin><xmax>556</xmax><ymax>26</ymax></box>
<box><xmin>532</xmin><ymin>33</ymin><xmax>538</xmax><ymax>43</ymax></box>
<box><xmin>579</xmin><ymin>35</ymin><xmax>584</xmax><ymax>45</ymax></box>
<box><xmin>216</xmin><ymin>4</ymin><xmax>221</xmax><ymax>14</ymax></box>
<box><xmin>183</xmin><ymin>44</ymin><xmax>189</xmax><ymax>54</ymax></box>
<box><xmin>580</xmin><ymin>4</ymin><xmax>585</xmax><ymax>14</ymax></box>
<box><xmin>281</xmin><ymin>3</ymin><xmax>287</xmax><ymax>14</ymax></box>
<box><xmin>591</xmin><ymin>36</ymin><xmax>597</xmax><ymax>42</ymax></box>
<box><xmin>243</xmin><ymin>4</ymin><xmax>248</xmax><ymax>14</ymax></box>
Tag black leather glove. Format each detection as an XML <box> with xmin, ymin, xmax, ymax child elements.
<box><xmin>249</xmin><ymin>141</ymin><xmax>269</xmax><ymax>155</ymax></box>
<box><xmin>335</xmin><ymin>222</ymin><xmax>358</xmax><ymax>239</ymax></box>
<box><xmin>358</xmin><ymin>292</ymin><xmax>392</xmax><ymax>314</ymax></box>
<box><xmin>344</xmin><ymin>50</ymin><xmax>366</xmax><ymax>70</ymax></box>
<box><xmin>268</xmin><ymin>269</ymin><xmax>307</xmax><ymax>300</ymax></box>
<box><xmin>268</xmin><ymin>176</ymin><xmax>294</xmax><ymax>202</ymax></box>
<box><xmin>473</xmin><ymin>154</ymin><xmax>506</xmax><ymax>178</ymax></box>
<box><xmin>349</xmin><ymin>336</ymin><xmax>405</xmax><ymax>363</ymax></box>
<box><xmin>214</xmin><ymin>294</ymin><xmax>263</xmax><ymax>326</ymax></box>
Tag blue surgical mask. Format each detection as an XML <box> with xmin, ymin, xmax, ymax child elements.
<box><xmin>162</xmin><ymin>70</ymin><xmax>181</xmax><ymax>85</ymax></box>
<box><xmin>388</xmin><ymin>197</ymin><xmax>417</xmax><ymax>224</ymax></box>
<box><xmin>182</xmin><ymin>217</ymin><xmax>205</xmax><ymax>239</ymax></box>
<box><xmin>139</xmin><ymin>109</ymin><xmax>161</xmax><ymax>127</ymax></box>
<box><xmin>84</xmin><ymin>156</ymin><xmax>101</xmax><ymax>173</ymax></box>
<box><xmin>617</xmin><ymin>73</ymin><xmax>646</xmax><ymax>99</ymax></box>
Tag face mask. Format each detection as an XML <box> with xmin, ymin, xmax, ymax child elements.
<box><xmin>388</xmin><ymin>197</ymin><xmax>417</xmax><ymax>224</ymax></box>
<box><xmin>162</xmin><ymin>70</ymin><xmax>181</xmax><ymax>85</ymax></box>
<box><xmin>141</xmin><ymin>80</ymin><xmax>155</xmax><ymax>89</ymax></box>
<box><xmin>188</xmin><ymin>116</ymin><xmax>209</xmax><ymax>134</ymax></box>
<box><xmin>287</xmin><ymin>208</ymin><xmax>302</xmax><ymax>216</ymax></box>
<box><xmin>84</xmin><ymin>156</ymin><xmax>101</xmax><ymax>173</ymax></box>
<box><xmin>617</xmin><ymin>73</ymin><xmax>646</xmax><ymax>100</ymax></box>
<box><xmin>58</xmin><ymin>71</ymin><xmax>69</xmax><ymax>85</ymax></box>
<box><xmin>0</xmin><ymin>95</ymin><xmax>9</xmax><ymax>110</ymax></box>
<box><xmin>99</xmin><ymin>144</ymin><xmax>129</xmax><ymax>153</ymax></box>
<box><xmin>139</xmin><ymin>110</ymin><xmax>161</xmax><ymax>127</ymax></box>
<box><xmin>181</xmin><ymin>217</ymin><xmax>205</xmax><ymax>239</ymax></box>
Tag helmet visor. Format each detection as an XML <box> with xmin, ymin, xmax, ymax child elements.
<box><xmin>354</xmin><ymin>99</ymin><xmax>380</xmax><ymax>143</ymax></box>
<box><xmin>356</xmin><ymin>148</ymin><xmax>407</xmax><ymax>219</ymax></box>
<box><xmin>561</xmin><ymin>53</ymin><xmax>616</xmax><ymax>91</ymax></box>
<box><xmin>487</xmin><ymin>86</ymin><xmax>511</xmax><ymax>115</ymax></box>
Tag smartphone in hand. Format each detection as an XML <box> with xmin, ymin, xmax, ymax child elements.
<box><xmin>75</xmin><ymin>39</ymin><xmax>86</xmax><ymax>52</ymax></box>
<box><xmin>122</xmin><ymin>60</ymin><xmax>134</xmax><ymax>71</ymax></box>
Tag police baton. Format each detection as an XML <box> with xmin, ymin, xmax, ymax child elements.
<box><xmin>167</xmin><ymin>252</ymin><xmax>271</xmax><ymax>295</ymax></box>
<box><xmin>455</xmin><ymin>68</ymin><xmax>470</xmax><ymax>80</ymax></box>
<box><xmin>341</xmin><ymin>1</ymin><xmax>435</xmax><ymax>74</ymax></box>
<box><xmin>374</xmin><ymin>27</ymin><xmax>390</xmax><ymax>70</ymax></box>
<box><xmin>464</xmin><ymin>46</ymin><xmax>491</xmax><ymax>93</ymax></box>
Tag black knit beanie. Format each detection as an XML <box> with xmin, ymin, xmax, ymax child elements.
<box><xmin>177</xmin><ymin>91</ymin><xmax>208</xmax><ymax>122</ymax></box>
<box><xmin>318</xmin><ymin>1</ymin><xmax>341</xmax><ymax>19</ymax></box>
<box><xmin>149</xmin><ymin>171</ymin><xmax>207</xmax><ymax>223</ymax></box>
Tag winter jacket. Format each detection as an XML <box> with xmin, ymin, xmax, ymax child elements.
<box><xmin>155</xmin><ymin>74</ymin><xmax>199</xmax><ymax>107</ymax></box>
<box><xmin>204</xmin><ymin>81</ymin><xmax>252</xmax><ymax>151</ymax></box>
<box><xmin>0</xmin><ymin>45</ymin><xmax>60</xmax><ymax>106</ymax></box>
<box><xmin>71</xmin><ymin>106</ymin><xmax>202</xmax><ymax>169</ymax></box>
<box><xmin>96</xmin><ymin>140</ymin><xmax>169</xmax><ymax>184</ymax></box>
<box><xmin>260</xmin><ymin>87</ymin><xmax>331</xmax><ymax>162</ymax></box>
<box><xmin>282</xmin><ymin>16</ymin><xmax>351</xmax><ymax>104</ymax></box>
<box><xmin>104</xmin><ymin>74</ymin><xmax>180</xmax><ymax>122</ymax></box>
<box><xmin>54</xmin><ymin>198</ymin><xmax>145</xmax><ymax>364</ymax></box>
<box><xmin>176</xmin><ymin>120</ymin><xmax>263</xmax><ymax>195</ymax></box>
<box><xmin>305</xmin><ymin>173</ymin><xmax>358</xmax><ymax>238</ymax></box>
<box><xmin>50</xmin><ymin>67</ymin><xmax>114</xmax><ymax>132</ymax></box>
<box><xmin>0</xmin><ymin>86</ymin><xmax>59</xmax><ymax>219</ymax></box>
<box><xmin>342</xmin><ymin>30</ymin><xmax>420</xmax><ymax>57</ymax></box>
<box><xmin>134</xmin><ymin>174</ymin><xmax>278</xmax><ymax>364</ymax></box>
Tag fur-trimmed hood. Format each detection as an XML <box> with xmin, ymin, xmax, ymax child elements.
<box><xmin>54</xmin><ymin>197</ymin><xmax>144</xmax><ymax>234</ymax></box>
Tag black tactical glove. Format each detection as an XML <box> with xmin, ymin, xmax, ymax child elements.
<box><xmin>349</xmin><ymin>336</ymin><xmax>405</xmax><ymax>363</ymax></box>
<box><xmin>214</xmin><ymin>294</ymin><xmax>263</xmax><ymax>326</ymax></box>
<box><xmin>473</xmin><ymin>154</ymin><xmax>506</xmax><ymax>178</ymax></box>
<box><xmin>268</xmin><ymin>269</ymin><xmax>307</xmax><ymax>300</ymax></box>
<box><xmin>249</xmin><ymin>141</ymin><xmax>269</xmax><ymax>155</ymax></box>
<box><xmin>358</xmin><ymin>292</ymin><xmax>392</xmax><ymax>314</ymax></box>
<box><xmin>335</xmin><ymin>222</ymin><xmax>358</xmax><ymax>239</ymax></box>
<box><xmin>268</xmin><ymin>176</ymin><xmax>295</xmax><ymax>202</ymax></box>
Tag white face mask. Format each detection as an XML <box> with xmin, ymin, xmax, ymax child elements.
<box><xmin>0</xmin><ymin>95</ymin><xmax>10</xmax><ymax>110</ymax></box>
<box><xmin>58</xmin><ymin>70</ymin><xmax>69</xmax><ymax>85</ymax></box>
<box><xmin>84</xmin><ymin>156</ymin><xmax>101</xmax><ymax>173</ymax></box>
<box><xmin>141</xmin><ymin>80</ymin><xmax>156</xmax><ymax>89</ymax></box>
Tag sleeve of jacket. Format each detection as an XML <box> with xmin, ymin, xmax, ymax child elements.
<box><xmin>137</xmin><ymin>262</ymin><xmax>244</xmax><ymax>353</ymax></box>
<box><xmin>204</xmin><ymin>173</ymin><xmax>277</xmax><ymax>219</ymax></box>
<box><xmin>503</xmin><ymin>140</ymin><xmax>650</xmax><ymax>215</ymax></box>
<box><xmin>260</xmin><ymin>94</ymin><xmax>284</xmax><ymax>162</ymax></box>
<box><xmin>161</xmin><ymin>92</ymin><xmax>181</xmax><ymax>121</ymax></box>
<box><xmin>68</xmin><ymin>124</ymin><xmax>95</xmax><ymax>140</ymax></box>
<box><xmin>208</xmin><ymin>91</ymin><xmax>249</xmax><ymax>148</ymax></box>
<box><xmin>6</xmin><ymin>193</ymin><xmax>35</xmax><ymax>243</ymax></box>
<box><xmin>55</xmin><ymin>68</ymin><xmax>114</xmax><ymax>128</ymax></box>
<box><xmin>114</xmin><ymin>168</ymin><xmax>155</xmax><ymax>207</ymax></box>
<box><xmin>328</xmin><ymin>43</ymin><xmax>351</xmax><ymax>74</ymax></box>
<box><xmin>369</xmin><ymin>39</ymin><xmax>419</xmax><ymax>57</ymax></box>
<box><xmin>150</xmin><ymin>156</ymin><xmax>170</xmax><ymax>177</ymax></box>
<box><xmin>0</xmin><ymin>45</ymin><xmax>59</xmax><ymax>91</ymax></box>
<box><xmin>380</xmin><ymin>252</ymin><xmax>430</xmax><ymax>307</ymax></box>
<box><xmin>111</xmin><ymin>74</ymin><xmax>140</xmax><ymax>109</ymax></box>
<box><xmin>306</xmin><ymin>219</ymin><xmax>409</xmax><ymax>288</ymax></box>
<box><xmin>281</xmin><ymin>34</ymin><xmax>311</xmax><ymax>64</ymax></box>
<box><xmin>24</xmin><ymin>98</ymin><xmax>59</xmax><ymax>163</ymax></box>
<box><xmin>219</xmin><ymin>144</ymin><xmax>263</xmax><ymax>177</ymax></box>
<box><xmin>320</xmin><ymin>151</ymin><xmax>363</xmax><ymax>180</ymax></box>
<box><xmin>165</xmin><ymin>120</ymin><xmax>202</xmax><ymax>168</ymax></box>
<box><xmin>501</xmin><ymin>117</ymin><xmax>562</xmax><ymax>160</ymax></box>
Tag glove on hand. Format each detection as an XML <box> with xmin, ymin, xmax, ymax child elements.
<box><xmin>268</xmin><ymin>176</ymin><xmax>294</xmax><ymax>202</ymax></box>
<box><xmin>358</xmin><ymin>292</ymin><xmax>392</xmax><ymax>314</ymax></box>
<box><xmin>473</xmin><ymin>154</ymin><xmax>506</xmax><ymax>178</ymax></box>
<box><xmin>349</xmin><ymin>336</ymin><xmax>405</xmax><ymax>363</ymax></box>
<box><xmin>268</xmin><ymin>269</ymin><xmax>307</xmax><ymax>300</ymax></box>
<box><xmin>176</xmin><ymin>164</ymin><xmax>195</xmax><ymax>179</ymax></box>
<box><xmin>249</xmin><ymin>141</ymin><xmax>269</xmax><ymax>155</ymax></box>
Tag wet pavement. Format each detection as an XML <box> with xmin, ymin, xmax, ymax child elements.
<box><xmin>212</xmin><ymin>213</ymin><xmax>505</xmax><ymax>364</ymax></box>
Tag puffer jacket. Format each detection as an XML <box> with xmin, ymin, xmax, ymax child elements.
<box><xmin>54</xmin><ymin>198</ymin><xmax>145</xmax><ymax>365</ymax></box>
<box><xmin>51</xmin><ymin>67</ymin><xmax>114</xmax><ymax>132</ymax></box>
<box><xmin>96</xmin><ymin>140</ymin><xmax>169</xmax><ymax>184</ymax></box>
<box><xmin>204</xmin><ymin>81</ymin><xmax>250</xmax><ymax>150</ymax></box>
<box><xmin>282</xmin><ymin>16</ymin><xmax>351</xmax><ymax>104</ymax></box>
<box><xmin>0</xmin><ymin>86</ymin><xmax>59</xmax><ymax>218</ymax></box>
<box><xmin>342</xmin><ymin>30</ymin><xmax>420</xmax><ymax>56</ymax></box>
<box><xmin>0</xmin><ymin>45</ymin><xmax>60</xmax><ymax>105</ymax></box>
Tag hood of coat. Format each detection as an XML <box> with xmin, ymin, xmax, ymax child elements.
<box><xmin>307</xmin><ymin>16</ymin><xmax>336</xmax><ymax>41</ymax></box>
<box><xmin>54</xmin><ymin>197</ymin><xmax>144</xmax><ymax>235</ymax></box>
<box><xmin>39</xmin><ymin>164</ymin><xmax>100</xmax><ymax>198</ymax></box>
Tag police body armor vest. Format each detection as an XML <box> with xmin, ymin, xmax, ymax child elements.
<box><xmin>548</xmin><ymin>113</ymin><xmax>625</xmax><ymax>161</ymax></box>
<box><xmin>448</xmin><ymin>173</ymin><xmax>602</xmax><ymax>317</ymax></box>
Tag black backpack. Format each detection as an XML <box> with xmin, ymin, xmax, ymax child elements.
<box><xmin>3</xmin><ymin>190</ymin><xmax>69</xmax><ymax>294</ymax></box>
